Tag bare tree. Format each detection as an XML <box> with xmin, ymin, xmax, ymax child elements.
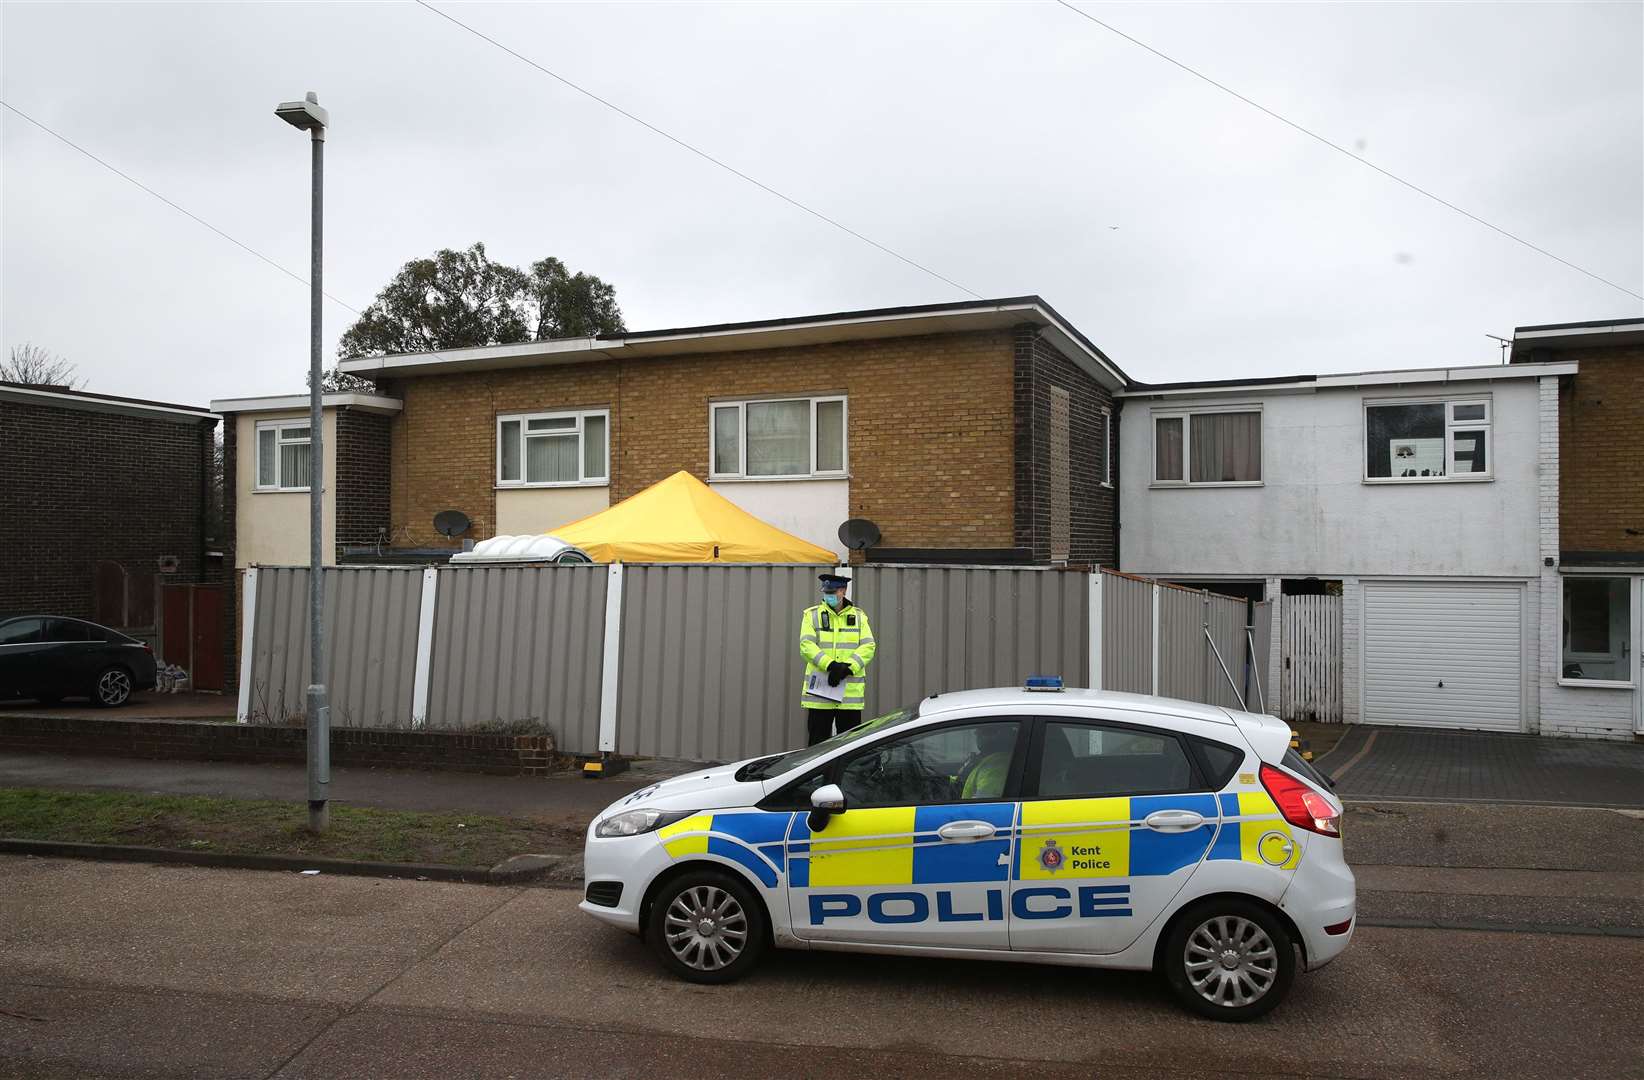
<box><xmin>2</xmin><ymin>344</ymin><xmax>84</xmax><ymax>388</ymax></box>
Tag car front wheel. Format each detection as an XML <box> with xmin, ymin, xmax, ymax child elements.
<box><xmin>646</xmin><ymin>870</ymin><xmax>767</xmax><ymax>985</ymax></box>
<box><xmin>1162</xmin><ymin>899</ymin><xmax>1296</xmax><ymax>1021</ymax></box>
<box><xmin>92</xmin><ymin>666</ymin><xmax>133</xmax><ymax>708</ymax></box>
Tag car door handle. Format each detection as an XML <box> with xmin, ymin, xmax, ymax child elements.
<box><xmin>1143</xmin><ymin>810</ymin><xmax>1205</xmax><ymax>832</ymax></box>
<box><xmin>937</xmin><ymin>821</ymin><xmax>996</xmax><ymax>841</ymax></box>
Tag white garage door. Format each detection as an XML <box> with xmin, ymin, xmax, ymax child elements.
<box><xmin>1362</xmin><ymin>581</ymin><xmax>1524</xmax><ymax>731</ymax></box>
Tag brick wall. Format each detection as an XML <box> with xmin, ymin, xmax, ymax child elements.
<box><xmin>1013</xmin><ymin>327</ymin><xmax>1120</xmax><ymax>565</ymax></box>
<box><xmin>334</xmin><ymin>409</ymin><xmax>393</xmax><ymax>552</ymax></box>
<box><xmin>0</xmin><ymin>398</ymin><xmax>216</xmax><ymax>623</ymax></box>
<box><xmin>380</xmin><ymin>329</ymin><xmax>1018</xmax><ymax>553</ymax></box>
<box><xmin>1557</xmin><ymin>345</ymin><xmax>1644</xmax><ymax>558</ymax></box>
<box><xmin>0</xmin><ymin>714</ymin><xmax>560</xmax><ymax>775</ymax></box>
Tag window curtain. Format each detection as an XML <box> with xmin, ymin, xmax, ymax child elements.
<box><xmin>746</xmin><ymin>400</ymin><xmax>809</xmax><ymax>475</ymax></box>
<box><xmin>526</xmin><ymin>433</ymin><xmax>578</xmax><ymax>482</ymax></box>
<box><xmin>1155</xmin><ymin>417</ymin><xmax>1183</xmax><ymax>480</ymax></box>
<box><xmin>1190</xmin><ymin>412</ymin><xmax>1260</xmax><ymax>482</ymax></box>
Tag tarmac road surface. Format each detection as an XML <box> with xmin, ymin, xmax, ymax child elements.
<box><xmin>2</xmin><ymin>858</ymin><xmax>1639</xmax><ymax>1080</ymax></box>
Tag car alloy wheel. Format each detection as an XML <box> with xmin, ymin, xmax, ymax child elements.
<box><xmin>1184</xmin><ymin>914</ymin><xmax>1279</xmax><ymax>1008</ymax></box>
<box><xmin>663</xmin><ymin>884</ymin><xmax>749</xmax><ymax>972</ymax></box>
<box><xmin>96</xmin><ymin>668</ymin><xmax>132</xmax><ymax>707</ymax></box>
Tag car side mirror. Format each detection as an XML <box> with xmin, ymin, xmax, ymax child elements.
<box><xmin>808</xmin><ymin>783</ymin><xmax>845</xmax><ymax>832</ymax></box>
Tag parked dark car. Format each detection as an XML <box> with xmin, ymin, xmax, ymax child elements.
<box><xmin>0</xmin><ymin>616</ymin><xmax>157</xmax><ymax>707</ymax></box>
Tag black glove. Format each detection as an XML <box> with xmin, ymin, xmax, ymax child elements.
<box><xmin>827</xmin><ymin>660</ymin><xmax>852</xmax><ymax>687</ymax></box>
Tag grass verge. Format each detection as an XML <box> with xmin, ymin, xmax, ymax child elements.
<box><xmin>0</xmin><ymin>788</ymin><xmax>582</xmax><ymax>868</ymax></box>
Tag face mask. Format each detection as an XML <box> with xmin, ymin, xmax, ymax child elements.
<box><xmin>823</xmin><ymin>593</ymin><xmax>842</xmax><ymax>609</ymax></box>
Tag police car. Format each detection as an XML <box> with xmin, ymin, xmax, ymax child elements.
<box><xmin>580</xmin><ymin>682</ymin><xmax>1354</xmax><ymax>1021</ymax></box>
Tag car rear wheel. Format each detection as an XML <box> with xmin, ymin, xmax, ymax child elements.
<box><xmin>646</xmin><ymin>870</ymin><xmax>766</xmax><ymax>985</ymax></box>
<box><xmin>91</xmin><ymin>666</ymin><xmax>133</xmax><ymax>708</ymax></box>
<box><xmin>1162</xmin><ymin>899</ymin><xmax>1296</xmax><ymax>1021</ymax></box>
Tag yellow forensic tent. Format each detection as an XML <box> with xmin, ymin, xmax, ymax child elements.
<box><xmin>551</xmin><ymin>470</ymin><xmax>837</xmax><ymax>563</ymax></box>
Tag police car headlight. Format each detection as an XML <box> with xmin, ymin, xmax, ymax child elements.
<box><xmin>595</xmin><ymin>808</ymin><xmax>691</xmax><ymax>838</ymax></box>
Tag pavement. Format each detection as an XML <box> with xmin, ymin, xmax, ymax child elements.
<box><xmin>0</xmin><ymin>691</ymin><xmax>236</xmax><ymax>721</ymax></box>
<box><xmin>1314</xmin><ymin>724</ymin><xmax>1644</xmax><ymax>808</ymax></box>
<box><xmin>3</xmin><ymin>857</ymin><xmax>1641</xmax><ymax>1080</ymax></box>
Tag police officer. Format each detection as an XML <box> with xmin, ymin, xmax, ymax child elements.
<box><xmin>800</xmin><ymin>573</ymin><xmax>877</xmax><ymax>745</ymax></box>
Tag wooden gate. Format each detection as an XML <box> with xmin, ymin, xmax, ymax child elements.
<box><xmin>1281</xmin><ymin>594</ymin><xmax>1342</xmax><ymax>723</ymax></box>
<box><xmin>159</xmin><ymin>583</ymin><xmax>227</xmax><ymax>691</ymax></box>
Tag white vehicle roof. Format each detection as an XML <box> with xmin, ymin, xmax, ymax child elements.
<box><xmin>919</xmin><ymin>686</ymin><xmax>1237</xmax><ymax>725</ymax></box>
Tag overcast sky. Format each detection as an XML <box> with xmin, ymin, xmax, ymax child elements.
<box><xmin>3</xmin><ymin>2</ymin><xmax>1640</xmax><ymax>404</ymax></box>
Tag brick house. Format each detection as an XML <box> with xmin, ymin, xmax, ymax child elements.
<box><xmin>298</xmin><ymin>297</ymin><xmax>1129</xmax><ymax>566</ymax></box>
<box><xmin>0</xmin><ymin>380</ymin><xmax>228</xmax><ymax>687</ymax></box>
<box><xmin>1512</xmin><ymin>318</ymin><xmax>1644</xmax><ymax>738</ymax></box>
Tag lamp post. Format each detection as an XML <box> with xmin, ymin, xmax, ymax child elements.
<box><xmin>275</xmin><ymin>91</ymin><xmax>330</xmax><ymax>833</ymax></box>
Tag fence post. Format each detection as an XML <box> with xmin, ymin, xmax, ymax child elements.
<box><xmin>597</xmin><ymin>563</ymin><xmax>626</xmax><ymax>754</ymax></box>
<box><xmin>235</xmin><ymin>567</ymin><xmax>258</xmax><ymax>723</ymax></box>
<box><xmin>409</xmin><ymin>567</ymin><xmax>439</xmax><ymax>728</ymax></box>
<box><xmin>1088</xmin><ymin>571</ymin><xmax>1103</xmax><ymax>690</ymax></box>
<box><xmin>1151</xmin><ymin>581</ymin><xmax>1161</xmax><ymax>696</ymax></box>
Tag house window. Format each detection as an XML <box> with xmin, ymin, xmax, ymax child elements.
<box><xmin>496</xmin><ymin>410</ymin><xmax>609</xmax><ymax>487</ymax></box>
<box><xmin>710</xmin><ymin>395</ymin><xmax>847</xmax><ymax>479</ymax></box>
<box><xmin>255</xmin><ymin>420</ymin><xmax>312</xmax><ymax>491</ymax></box>
<box><xmin>1561</xmin><ymin>577</ymin><xmax>1633</xmax><ymax>685</ymax></box>
<box><xmin>1152</xmin><ymin>408</ymin><xmax>1261</xmax><ymax>485</ymax></box>
<box><xmin>1364</xmin><ymin>398</ymin><xmax>1491</xmax><ymax>481</ymax></box>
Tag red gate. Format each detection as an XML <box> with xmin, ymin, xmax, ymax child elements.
<box><xmin>159</xmin><ymin>584</ymin><xmax>227</xmax><ymax>691</ymax></box>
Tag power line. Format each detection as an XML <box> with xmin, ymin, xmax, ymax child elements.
<box><xmin>1</xmin><ymin>99</ymin><xmax>363</xmax><ymax>315</ymax></box>
<box><xmin>412</xmin><ymin>0</ymin><xmax>985</xmax><ymax>301</ymax></box>
<box><xmin>1053</xmin><ymin>0</ymin><xmax>1644</xmax><ymax>303</ymax></box>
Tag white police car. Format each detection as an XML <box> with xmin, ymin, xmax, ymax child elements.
<box><xmin>580</xmin><ymin>683</ymin><xmax>1354</xmax><ymax>1021</ymax></box>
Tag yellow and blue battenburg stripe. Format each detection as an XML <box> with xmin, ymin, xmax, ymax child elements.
<box><xmin>653</xmin><ymin>791</ymin><xmax>1297</xmax><ymax>892</ymax></box>
<box><xmin>657</xmin><ymin>812</ymin><xmax>793</xmax><ymax>888</ymax></box>
<box><xmin>1207</xmin><ymin>792</ymin><xmax>1300</xmax><ymax>869</ymax></box>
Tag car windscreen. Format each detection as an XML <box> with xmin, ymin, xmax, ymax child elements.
<box><xmin>736</xmin><ymin>705</ymin><xmax>920</xmax><ymax>781</ymax></box>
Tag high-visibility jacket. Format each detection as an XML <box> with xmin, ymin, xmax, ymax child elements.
<box><xmin>799</xmin><ymin>602</ymin><xmax>876</xmax><ymax>711</ymax></box>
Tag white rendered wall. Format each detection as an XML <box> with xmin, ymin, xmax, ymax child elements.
<box><xmin>235</xmin><ymin>410</ymin><xmax>336</xmax><ymax>568</ymax></box>
<box><xmin>495</xmin><ymin>486</ymin><xmax>609</xmax><ymax>537</ymax></box>
<box><xmin>1119</xmin><ymin>378</ymin><xmax>1543</xmax><ymax>580</ymax></box>
<box><xmin>709</xmin><ymin>479</ymin><xmax>849</xmax><ymax>560</ymax></box>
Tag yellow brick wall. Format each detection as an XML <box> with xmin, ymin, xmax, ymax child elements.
<box><xmin>382</xmin><ymin>330</ymin><xmax>1017</xmax><ymax>550</ymax></box>
<box><xmin>1559</xmin><ymin>346</ymin><xmax>1644</xmax><ymax>554</ymax></box>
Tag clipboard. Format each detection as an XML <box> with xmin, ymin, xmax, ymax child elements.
<box><xmin>804</xmin><ymin>672</ymin><xmax>846</xmax><ymax>703</ymax></box>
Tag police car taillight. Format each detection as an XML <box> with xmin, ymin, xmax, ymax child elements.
<box><xmin>1259</xmin><ymin>764</ymin><xmax>1341</xmax><ymax>837</ymax></box>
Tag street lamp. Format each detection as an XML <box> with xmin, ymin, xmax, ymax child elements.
<box><xmin>276</xmin><ymin>91</ymin><xmax>330</xmax><ymax>833</ymax></box>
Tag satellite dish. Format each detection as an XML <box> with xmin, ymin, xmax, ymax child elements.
<box><xmin>433</xmin><ymin>509</ymin><xmax>472</xmax><ymax>538</ymax></box>
<box><xmin>838</xmin><ymin>518</ymin><xmax>881</xmax><ymax>552</ymax></box>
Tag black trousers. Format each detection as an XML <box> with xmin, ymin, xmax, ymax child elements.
<box><xmin>807</xmin><ymin>709</ymin><xmax>864</xmax><ymax>746</ymax></box>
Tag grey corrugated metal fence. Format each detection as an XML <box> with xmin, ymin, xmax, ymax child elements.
<box><xmin>852</xmin><ymin>566</ymin><xmax>1089</xmax><ymax>716</ymax></box>
<box><xmin>242</xmin><ymin>561</ymin><xmax>1276</xmax><ymax>762</ymax></box>
<box><xmin>1094</xmin><ymin>569</ymin><xmax>1269</xmax><ymax>712</ymax></box>
<box><xmin>428</xmin><ymin>564</ymin><xmax>607</xmax><ymax>742</ymax></box>
<box><xmin>1098</xmin><ymin>571</ymin><xmax>1153</xmax><ymax>694</ymax></box>
<box><xmin>244</xmin><ymin>566</ymin><xmax>422</xmax><ymax>727</ymax></box>
<box><xmin>615</xmin><ymin>563</ymin><xmax>827</xmax><ymax>761</ymax></box>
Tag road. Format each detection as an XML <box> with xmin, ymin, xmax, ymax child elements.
<box><xmin>3</xmin><ymin>858</ymin><xmax>1640</xmax><ymax>1079</ymax></box>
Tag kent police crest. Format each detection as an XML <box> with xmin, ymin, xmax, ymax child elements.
<box><xmin>1038</xmin><ymin>838</ymin><xmax>1065</xmax><ymax>873</ymax></box>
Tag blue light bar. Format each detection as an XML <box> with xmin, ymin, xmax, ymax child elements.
<box><xmin>1025</xmin><ymin>675</ymin><xmax>1064</xmax><ymax>692</ymax></box>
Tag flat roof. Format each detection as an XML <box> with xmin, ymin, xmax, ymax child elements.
<box><xmin>1511</xmin><ymin>317</ymin><xmax>1644</xmax><ymax>360</ymax></box>
<box><xmin>337</xmin><ymin>296</ymin><xmax>1132</xmax><ymax>391</ymax></box>
<box><xmin>0</xmin><ymin>380</ymin><xmax>215</xmax><ymax>424</ymax></box>
<box><xmin>1119</xmin><ymin>360</ymin><xmax>1577</xmax><ymax>399</ymax></box>
<box><xmin>210</xmin><ymin>393</ymin><xmax>403</xmax><ymax>415</ymax></box>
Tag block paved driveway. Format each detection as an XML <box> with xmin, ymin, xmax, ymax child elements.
<box><xmin>1314</xmin><ymin>726</ymin><xmax>1644</xmax><ymax>808</ymax></box>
